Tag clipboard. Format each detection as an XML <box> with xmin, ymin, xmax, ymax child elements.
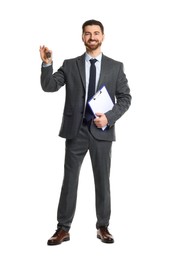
<box><xmin>88</xmin><ymin>86</ymin><xmax>114</xmax><ymax>130</ymax></box>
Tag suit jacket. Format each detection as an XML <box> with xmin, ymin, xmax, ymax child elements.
<box><xmin>41</xmin><ymin>53</ymin><xmax>131</xmax><ymax>141</ymax></box>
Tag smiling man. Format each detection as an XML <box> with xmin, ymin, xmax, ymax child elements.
<box><xmin>40</xmin><ymin>19</ymin><xmax>131</xmax><ymax>245</ymax></box>
<box><xmin>83</xmin><ymin>23</ymin><xmax>104</xmax><ymax>51</ymax></box>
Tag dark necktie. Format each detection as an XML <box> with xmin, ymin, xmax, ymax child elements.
<box><xmin>85</xmin><ymin>58</ymin><xmax>97</xmax><ymax>121</ymax></box>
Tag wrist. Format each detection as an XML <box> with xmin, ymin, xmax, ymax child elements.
<box><xmin>42</xmin><ymin>61</ymin><xmax>52</xmax><ymax>67</ymax></box>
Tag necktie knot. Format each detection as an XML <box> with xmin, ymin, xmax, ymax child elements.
<box><xmin>90</xmin><ymin>58</ymin><xmax>97</xmax><ymax>65</ymax></box>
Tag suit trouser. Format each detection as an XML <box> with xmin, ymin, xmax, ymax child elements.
<box><xmin>57</xmin><ymin>123</ymin><xmax>112</xmax><ymax>231</ymax></box>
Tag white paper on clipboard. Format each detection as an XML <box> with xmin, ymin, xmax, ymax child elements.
<box><xmin>88</xmin><ymin>86</ymin><xmax>114</xmax><ymax>130</ymax></box>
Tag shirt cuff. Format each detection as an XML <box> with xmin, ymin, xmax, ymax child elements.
<box><xmin>42</xmin><ymin>62</ymin><xmax>52</xmax><ymax>68</ymax></box>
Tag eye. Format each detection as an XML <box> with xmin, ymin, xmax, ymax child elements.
<box><xmin>84</xmin><ymin>32</ymin><xmax>90</xmax><ymax>36</ymax></box>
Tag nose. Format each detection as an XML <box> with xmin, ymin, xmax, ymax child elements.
<box><xmin>90</xmin><ymin>33</ymin><xmax>95</xmax><ymax>40</ymax></box>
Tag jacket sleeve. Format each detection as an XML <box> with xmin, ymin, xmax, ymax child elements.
<box><xmin>40</xmin><ymin>63</ymin><xmax>65</xmax><ymax>92</ymax></box>
<box><xmin>105</xmin><ymin>63</ymin><xmax>132</xmax><ymax>127</ymax></box>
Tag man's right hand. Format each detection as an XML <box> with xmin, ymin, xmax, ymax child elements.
<box><xmin>39</xmin><ymin>45</ymin><xmax>52</xmax><ymax>64</ymax></box>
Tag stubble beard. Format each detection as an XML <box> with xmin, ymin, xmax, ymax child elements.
<box><xmin>85</xmin><ymin>40</ymin><xmax>102</xmax><ymax>51</ymax></box>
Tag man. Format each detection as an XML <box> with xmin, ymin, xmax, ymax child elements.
<box><xmin>39</xmin><ymin>19</ymin><xmax>131</xmax><ymax>245</ymax></box>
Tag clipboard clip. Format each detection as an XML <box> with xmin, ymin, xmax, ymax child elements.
<box><xmin>93</xmin><ymin>90</ymin><xmax>102</xmax><ymax>100</ymax></box>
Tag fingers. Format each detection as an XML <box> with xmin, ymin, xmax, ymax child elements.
<box><xmin>94</xmin><ymin>113</ymin><xmax>108</xmax><ymax>128</ymax></box>
<box><xmin>39</xmin><ymin>45</ymin><xmax>52</xmax><ymax>64</ymax></box>
<box><xmin>95</xmin><ymin>113</ymin><xmax>103</xmax><ymax>117</ymax></box>
<box><xmin>39</xmin><ymin>45</ymin><xmax>51</xmax><ymax>54</ymax></box>
<box><xmin>39</xmin><ymin>45</ymin><xmax>46</xmax><ymax>53</ymax></box>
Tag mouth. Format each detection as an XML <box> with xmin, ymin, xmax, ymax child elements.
<box><xmin>88</xmin><ymin>40</ymin><xmax>97</xmax><ymax>45</ymax></box>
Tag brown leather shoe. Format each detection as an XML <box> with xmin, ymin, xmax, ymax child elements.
<box><xmin>97</xmin><ymin>227</ymin><xmax>114</xmax><ymax>243</ymax></box>
<box><xmin>47</xmin><ymin>228</ymin><xmax>70</xmax><ymax>245</ymax></box>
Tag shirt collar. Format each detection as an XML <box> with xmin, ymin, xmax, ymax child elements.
<box><xmin>85</xmin><ymin>52</ymin><xmax>102</xmax><ymax>62</ymax></box>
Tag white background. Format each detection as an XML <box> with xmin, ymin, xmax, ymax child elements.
<box><xmin>0</xmin><ymin>0</ymin><xmax>173</xmax><ymax>259</ymax></box>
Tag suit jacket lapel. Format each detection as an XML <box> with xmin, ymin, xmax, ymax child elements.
<box><xmin>97</xmin><ymin>54</ymin><xmax>108</xmax><ymax>91</ymax></box>
<box><xmin>76</xmin><ymin>54</ymin><xmax>86</xmax><ymax>90</ymax></box>
<box><xmin>76</xmin><ymin>54</ymin><xmax>109</xmax><ymax>92</ymax></box>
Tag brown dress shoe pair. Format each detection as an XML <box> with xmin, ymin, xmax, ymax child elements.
<box><xmin>97</xmin><ymin>227</ymin><xmax>114</xmax><ymax>243</ymax></box>
<box><xmin>47</xmin><ymin>228</ymin><xmax>70</xmax><ymax>245</ymax></box>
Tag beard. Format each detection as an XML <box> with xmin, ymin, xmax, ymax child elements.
<box><xmin>84</xmin><ymin>40</ymin><xmax>102</xmax><ymax>51</ymax></box>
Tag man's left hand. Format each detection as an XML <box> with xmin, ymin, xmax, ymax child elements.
<box><xmin>94</xmin><ymin>113</ymin><xmax>108</xmax><ymax>128</ymax></box>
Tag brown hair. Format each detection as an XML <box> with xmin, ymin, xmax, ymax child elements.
<box><xmin>82</xmin><ymin>19</ymin><xmax>104</xmax><ymax>34</ymax></box>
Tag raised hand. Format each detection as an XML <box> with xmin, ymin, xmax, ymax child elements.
<box><xmin>39</xmin><ymin>45</ymin><xmax>52</xmax><ymax>64</ymax></box>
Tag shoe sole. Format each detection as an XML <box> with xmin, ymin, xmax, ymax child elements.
<box><xmin>47</xmin><ymin>237</ymin><xmax>70</xmax><ymax>246</ymax></box>
<box><xmin>97</xmin><ymin>235</ymin><xmax>114</xmax><ymax>244</ymax></box>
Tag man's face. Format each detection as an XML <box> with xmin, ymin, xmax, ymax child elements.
<box><xmin>82</xmin><ymin>25</ymin><xmax>104</xmax><ymax>51</ymax></box>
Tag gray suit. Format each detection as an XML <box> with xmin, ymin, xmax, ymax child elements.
<box><xmin>41</xmin><ymin>53</ymin><xmax>131</xmax><ymax>140</ymax></box>
<box><xmin>41</xmin><ymin>53</ymin><xmax>131</xmax><ymax>230</ymax></box>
